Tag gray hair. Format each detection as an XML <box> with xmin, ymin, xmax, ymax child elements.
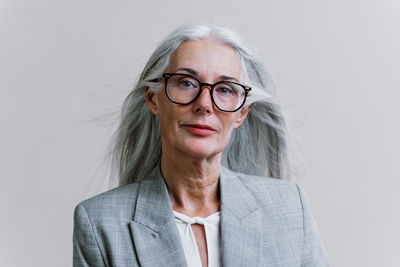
<box><xmin>111</xmin><ymin>23</ymin><xmax>290</xmax><ymax>186</ymax></box>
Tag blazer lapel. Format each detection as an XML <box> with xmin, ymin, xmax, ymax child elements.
<box><xmin>129</xmin><ymin>167</ymin><xmax>187</xmax><ymax>267</ymax></box>
<box><xmin>220</xmin><ymin>167</ymin><xmax>274</xmax><ymax>266</ymax></box>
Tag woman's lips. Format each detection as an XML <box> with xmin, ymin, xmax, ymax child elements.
<box><xmin>183</xmin><ymin>124</ymin><xmax>216</xmax><ymax>136</ymax></box>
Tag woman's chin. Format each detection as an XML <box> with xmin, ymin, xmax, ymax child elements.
<box><xmin>179</xmin><ymin>141</ymin><xmax>223</xmax><ymax>160</ymax></box>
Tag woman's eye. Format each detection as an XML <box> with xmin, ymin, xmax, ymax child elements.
<box><xmin>179</xmin><ymin>79</ymin><xmax>196</xmax><ymax>88</ymax></box>
<box><xmin>216</xmin><ymin>86</ymin><xmax>234</xmax><ymax>95</ymax></box>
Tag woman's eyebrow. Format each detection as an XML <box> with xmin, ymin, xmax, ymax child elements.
<box><xmin>176</xmin><ymin>67</ymin><xmax>239</xmax><ymax>82</ymax></box>
<box><xmin>218</xmin><ymin>75</ymin><xmax>239</xmax><ymax>82</ymax></box>
<box><xmin>176</xmin><ymin>67</ymin><xmax>198</xmax><ymax>75</ymax></box>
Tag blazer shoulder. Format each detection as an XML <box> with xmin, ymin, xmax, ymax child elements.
<box><xmin>236</xmin><ymin>170</ymin><xmax>299</xmax><ymax>191</ymax></box>
<box><xmin>231</xmin><ymin>170</ymin><xmax>303</xmax><ymax>206</ymax></box>
<box><xmin>74</xmin><ymin>182</ymin><xmax>141</xmax><ymax>220</ymax></box>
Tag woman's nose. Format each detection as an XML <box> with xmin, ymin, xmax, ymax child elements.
<box><xmin>193</xmin><ymin>86</ymin><xmax>213</xmax><ymax>114</ymax></box>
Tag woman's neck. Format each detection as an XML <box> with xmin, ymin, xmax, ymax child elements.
<box><xmin>160</xmin><ymin>151</ymin><xmax>221</xmax><ymax>218</ymax></box>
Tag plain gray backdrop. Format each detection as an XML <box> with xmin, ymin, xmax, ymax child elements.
<box><xmin>1</xmin><ymin>0</ymin><xmax>399</xmax><ymax>266</ymax></box>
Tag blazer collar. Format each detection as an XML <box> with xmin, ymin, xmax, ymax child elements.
<box><xmin>219</xmin><ymin>166</ymin><xmax>264</xmax><ymax>266</ymax></box>
<box><xmin>129</xmin><ymin>165</ymin><xmax>266</xmax><ymax>266</ymax></box>
<box><xmin>219</xmin><ymin>166</ymin><xmax>260</xmax><ymax>218</ymax></box>
<box><xmin>129</xmin><ymin>166</ymin><xmax>187</xmax><ymax>267</ymax></box>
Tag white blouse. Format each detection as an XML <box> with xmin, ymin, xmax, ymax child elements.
<box><xmin>173</xmin><ymin>211</ymin><xmax>221</xmax><ymax>267</ymax></box>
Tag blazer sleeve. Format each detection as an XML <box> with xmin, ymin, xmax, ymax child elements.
<box><xmin>296</xmin><ymin>185</ymin><xmax>330</xmax><ymax>267</ymax></box>
<box><xmin>73</xmin><ymin>203</ymin><xmax>107</xmax><ymax>267</ymax></box>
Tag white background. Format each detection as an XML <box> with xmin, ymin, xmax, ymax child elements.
<box><xmin>1</xmin><ymin>0</ymin><xmax>399</xmax><ymax>266</ymax></box>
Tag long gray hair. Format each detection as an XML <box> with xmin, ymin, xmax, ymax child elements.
<box><xmin>111</xmin><ymin>23</ymin><xmax>290</xmax><ymax>186</ymax></box>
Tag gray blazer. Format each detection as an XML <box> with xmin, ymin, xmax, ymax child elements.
<box><xmin>73</xmin><ymin>166</ymin><xmax>329</xmax><ymax>267</ymax></box>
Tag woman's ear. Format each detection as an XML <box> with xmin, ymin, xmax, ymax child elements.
<box><xmin>145</xmin><ymin>87</ymin><xmax>159</xmax><ymax>115</ymax></box>
<box><xmin>234</xmin><ymin>103</ymin><xmax>253</xmax><ymax>128</ymax></box>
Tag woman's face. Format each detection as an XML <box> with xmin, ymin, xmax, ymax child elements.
<box><xmin>146</xmin><ymin>39</ymin><xmax>251</xmax><ymax>160</ymax></box>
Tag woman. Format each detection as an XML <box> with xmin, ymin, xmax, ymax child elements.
<box><xmin>73</xmin><ymin>24</ymin><xmax>329</xmax><ymax>267</ymax></box>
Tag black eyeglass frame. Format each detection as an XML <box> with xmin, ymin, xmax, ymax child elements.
<box><xmin>162</xmin><ymin>73</ymin><xmax>251</xmax><ymax>112</ymax></box>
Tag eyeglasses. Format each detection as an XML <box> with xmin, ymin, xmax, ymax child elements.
<box><xmin>162</xmin><ymin>73</ymin><xmax>251</xmax><ymax>112</ymax></box>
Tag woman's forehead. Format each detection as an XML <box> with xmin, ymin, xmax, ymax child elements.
<box><xmin>166</xmin><ymin>39</ymin><xmax>243</xmax><ymax>81</ymax></box>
